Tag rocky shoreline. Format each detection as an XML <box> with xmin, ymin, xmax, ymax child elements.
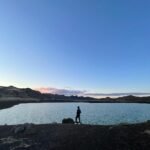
<box><xmin>0</xmin><ymin>122</ymin><xmax>150</xmax><ymax>150</ymax></box>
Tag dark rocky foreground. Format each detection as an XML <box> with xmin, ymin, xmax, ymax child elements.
<box><xmin>0</xmin><ymin>122</ymin><xmax>150</xmax><ymax>150</ymax></box>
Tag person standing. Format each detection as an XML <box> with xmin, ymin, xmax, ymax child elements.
<box><xmin>75</xmin><ymin>106</ymin><xmax>81</xmax><ymax>123</ymax></box>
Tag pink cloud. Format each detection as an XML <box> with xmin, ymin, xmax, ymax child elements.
<box><xmin>35</xmin><ymin>87</ymin><xmax>86</xmax><ymax>96</ymax></box>
<box><xmin>34</xmin><ymin>87</ymin><xmax>150</xmax><ymax>98</ymax></box>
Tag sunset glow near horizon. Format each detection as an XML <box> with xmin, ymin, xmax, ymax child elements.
<box><xmin>0</xmin><ymin>0</ymin><xmax>150</xmax><ymax>97</ymax></box>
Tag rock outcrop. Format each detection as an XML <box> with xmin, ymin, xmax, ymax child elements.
<box><xmin>62</xmin><ymin>118</ymin><xmax>74</xmax><ymax>124</ymax></box>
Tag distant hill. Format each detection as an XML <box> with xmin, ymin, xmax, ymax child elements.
<box><xmin>0</xmin><ymin>86</ymin><xmax>42</xmax><ymax>101</ymax></box>
<box><xmin>0</xmin><ymin>86</ymin><xmax>150</xmax><ymax>103</ymax></box>
<box><xmin>0</xmin><ymin>86</ymin><xmax>95</xmax><ymax>102</ymax></box>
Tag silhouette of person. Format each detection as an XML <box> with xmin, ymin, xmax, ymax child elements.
<box><xmin>75</xmin><ymin>106</ymin><xmax>81</xmax><ymax>123</ymax></box>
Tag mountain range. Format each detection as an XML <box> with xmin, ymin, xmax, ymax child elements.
<box><xmin>0</xmin><ymin>86</ymin><xmax>150</xmax><ymax>103</ymax></box>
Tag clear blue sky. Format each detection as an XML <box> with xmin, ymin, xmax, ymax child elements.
<box><xmin>0</xmin><ymin>0</ymin><xmax>150</xmax><ymax>94</ymax></box>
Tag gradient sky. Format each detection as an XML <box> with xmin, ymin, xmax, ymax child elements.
<box><xmin>0</xmin><ymin>0</ymin><xmax>150</xmax><ymax>95</ymax></box>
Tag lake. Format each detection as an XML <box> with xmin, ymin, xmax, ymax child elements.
<box><xmin>0</xmin><ymin>103</ymin><xmax>150</xmax><ymax>125</ymax></box>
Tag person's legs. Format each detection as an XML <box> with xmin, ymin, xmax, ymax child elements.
<box><xmin>75</xmin><ymin>114</ymin><xmax>81</xmax><ymax>124</ymax></box>
<box><xmin>78</xmin><ymin>116</ymin><xmax>80</xmax><ymax>123</ymax></box>
<box><xmin>75</xmin><ymin>116</ymin><xmax>78</xmax><ymax>123</ymax></box>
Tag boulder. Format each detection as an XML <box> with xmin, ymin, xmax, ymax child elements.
<box><xmin>62</xmin><ymin>118</ymin><xmax>74</xmax><ymax>124</ymax></box>
<box><xmin>14</xmin><ymin>126</ymin><xmax>25</xmax><ymax>134</ymax></box>
<box><xmin>14</xmin><ymin>123</ymin><xmax>35</xmax><ymax>134</ymax></box>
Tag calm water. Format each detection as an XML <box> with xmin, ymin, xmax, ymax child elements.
<box><xmin>0</xmin><ymin>103</ymin><xmax>150</xmax><ymax>125</ymax></box>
